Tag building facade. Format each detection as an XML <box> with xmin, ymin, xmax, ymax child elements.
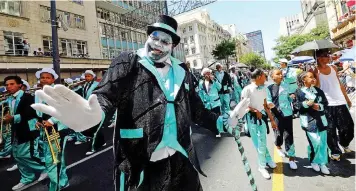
<box><xmin>0</xmin><ymin>0</ymin><xmax>175</xmax><ymax>85</ymax></box>
<box><xmin>245</xmin><ymin>30</ymin><xmax>266</xmax><ymax>59</ymax></box>
<box><xmin>279</xmin><ymin>13</ymin><xmax>304</xmax><ymax>36</ymax></box>
<box><xmin>174</xmin><ymin>9</ymin><xmax>231</xmax><ymax>71</ymax></box>
<box><xmin>325</xmin><ymin>0</ymin><xmax>355</xmax><ymax>48</ymax></box>
<box><xmin>298</xmin><ymin>0</ymin><xmax>329</xmax><ymax>34</ymax></box>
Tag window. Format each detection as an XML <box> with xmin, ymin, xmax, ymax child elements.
<box><xmin>190</xmin><ymin>36</ymin><xmax>194</xmax><ymax>43</ymax></box>
<box><xmin>41</xmin><ymin>6</ymin><xmax>85</xmax><ymax>30</ymax></box>
<box><xmin>0</xmin><ymin>1</ymin><xmax>21</xmax><ymax>16</ymax></box>
<box><xmin>184</xmin><ymin>48</ymin><xmax>189</xmax><ymax>55</ymax></box>
<box><xmin>60</xmin><ymin>39</ymin><xmax>73</xmax><ymax>57</ymax></box>
<box><xmin>72</xmin><ymin>0</ymin><xmax>83</xmax><ymax>5</ymax></box>
<box><xmin>42</xmin><ymin>36</ymin><xmax>53</xmax><ymax>54</ymax></box>
<box><xmin>193</xmin><ymin>60</ymin><xmax>197</xmax><ymax>67</ymax></box>
<box><xmin>121</xmin><ymin>31</ymin><xmax>127</xmax><ymax>41</ymax></box>
<box><xmin>75</xmin><ymin>40</ymin><xmax>87</xmax><ymax>55</ymax></box>
<box><xmin>4</xmin><ymin>31</ymin><xmax>23</xmax><ymax>55</ymax></box>
<box><xmin>40</xmin><ymin>6</ymin><xmax>51</xmax><ymax>22</ymax></box>
<box><xmin>183</xmin><ymin>28</ymin><xmax>186</xmax><ymax>33</ymax></box>
<box><xmin>191</xmin><ymin>47</ymin><xmax>196</xmax><ymax>54</ymax></box>
<box><xmin>183</xmin><ymin>38</ymin><xmax>188</xmax><ymax>43</ymax></box>
<box><xmin>189</xmin><ymin>25</ymin><xmax>193</xmax><ymax>31</ymax></box>
<box><xmin>132</xmin><ymin>31</ymin><xmax>136</xmax><ymax>42</ymax></box>
<box><xmin>74</xmin><ymin>14</ymin><xmax>85</xmax><ymax>29</ymax></box>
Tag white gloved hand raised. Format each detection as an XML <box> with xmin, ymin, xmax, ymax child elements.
<box><xmin>31</xmin><ymin>85</ymin><xmax>102</xmax><ymax>132</ymax></box>
<box><xmin>226</xmin><ymin>98</ymin><xmax>250</xmax><ymax>128</ymax></box>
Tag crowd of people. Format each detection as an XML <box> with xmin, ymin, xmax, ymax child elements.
<box><xmin>0</xmin><ymin>69</ymin><xmax>106</xmax><ymax>190</ymax></box>
<box><xmin>0</xmin><ymin>14</ymin><xmax>354</xmax><ymax>191</ymax></box>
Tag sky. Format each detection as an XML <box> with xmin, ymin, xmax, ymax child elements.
<box><xmin>203</xmin><ymin>0</ymin><xmax>303</xmax><ymax>60</ymax></box>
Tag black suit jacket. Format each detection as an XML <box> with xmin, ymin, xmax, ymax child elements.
<box><xmin>216</xmin><ymin>71</ymin><xmax>232</xmax><ymax>94</ymax></box>
<box><xmin>11</xmin><ymin>93</ymin><xmax>39</xmax><ymax>144</ymax></box>
<box><xmin>93</xmin><ymin>52</ymin><xmax>220</xmax><ymax>189</ymax></box>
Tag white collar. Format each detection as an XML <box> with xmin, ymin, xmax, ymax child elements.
<box><xmin>164</xmin><ymin>57</ymin><xmax>172</xmax><ymax>67</ymax></box>
<box><xmin>13</xmin><ymin>90</ymin><xmax>21</xmax><ymax>97</ymax></box>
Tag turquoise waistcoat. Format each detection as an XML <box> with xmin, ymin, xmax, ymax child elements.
<box><xmin>137</xmin><ymin>50</ymin><xmax>188</xmax><ymax>158</ymax></box>
<box><xmin>198</xmin><ymin>80</ymin><xmax>221</xmax><ymax>110</ymax></box>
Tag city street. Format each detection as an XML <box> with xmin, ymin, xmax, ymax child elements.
<box><xmin>0</xmin><ymin>119</ymin><xmax>354</xmax><ymax>191</ymax></box>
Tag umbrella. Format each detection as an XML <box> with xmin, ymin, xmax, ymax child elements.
<box><xmin>339</xmin><ymin>46</ymin><xmax>355</xmax><ymax>62</ymax></box>
<box><xmin>291</xmin><ymin>40</ymin><xmax>340</xmax><ymax>55</ymax></box>
<box><xmin>289</xmin><ymin>56</ymin><xmax>315</xmax><ymax>65</ymax></box>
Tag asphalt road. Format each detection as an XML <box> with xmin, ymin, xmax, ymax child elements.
<box><xmin>0</xmin><ymin>120</ymin><xmax>354</xmax><ymax>191</ymax></box>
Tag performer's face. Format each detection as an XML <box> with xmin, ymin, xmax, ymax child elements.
<box><xmin>145</xmin><ymin>30</ymin><xmax>173</xmax><ymax>63</ymax></box>
<box><xmin>40</xmin><ymin>73</ymin><xmax>55</xmax><ymax>86</ymax></box>
<box><xmin>303</xmin><ymin>72</ymin><xmax>316</xmax><ymax>87</ymax></box>
<box><xmin>271</xmin><ymin>69</ymin><xmax>283</xmax><ymax>84</ymax></box>
<box><xmin>5</xmin><ymin>79</ymin><xmax>21</xmax><ymax>94</ymax></box>
<box><xmin>216</xmin><ymin>65</ymin><xmax>222</xmax><ymax>72</ymax></box>
<box><xmin>204</xmin><ymin>72</ymin><xmax>211</xmax><ymax>80</ymax></box>
<box><xmin>85</xmin><ymin>74</ymin><xmax>94</xmax><ymax>82</ymax></box>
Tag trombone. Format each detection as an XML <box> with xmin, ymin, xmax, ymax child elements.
<box><xmin>68</xmin><ymin>80</ymin><xmax>86</xmax><ymax>89</ymax></box>
<box><xmin>0</xmin><ymin>102</ymin><xmax>10</xmax><ymax>146</ymax></box>
<box><xmin>26</xmin><ymin>87</ymin><xmax>42</xmax><ymax>94</ymax></box>
<box><xmin>36</xmin><ymin>123</ymin><xmax>61</xmax><ymax>164</ymax></box>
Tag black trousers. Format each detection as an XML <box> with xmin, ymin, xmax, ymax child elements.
<box><xmin>82</xmin><ymin>124</ymin><xmax>105</xmax><ymax>152</ymax></box>
<box><xmin>273</xmin><ymin>115</ymin><xmax>294</xmax><ymax>154</ymax></box>
<box><xmin>326</xmin><ymin>105</ymin><xmax>354</xmax><ymax>155</ymax></box>
<box><xmin>135</xmin><ymin>153</ymin><xmax>203</xmax><ymax>191</ymax></box>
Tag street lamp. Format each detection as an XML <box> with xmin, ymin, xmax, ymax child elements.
<box><xmin>50</xmin><ymin>0</ymin><xmax>60</xmax><ymax>84</ymax></box>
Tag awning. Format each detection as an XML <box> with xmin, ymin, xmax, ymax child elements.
<box><xmin>347</xmin><ymin>0</ymin><xmax>355</xmax><ymax>7</ymax></box>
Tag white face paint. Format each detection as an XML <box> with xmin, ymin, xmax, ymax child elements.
<box><xmin>145</xmin><ymin>30</ymin><xmax>173</xmax><ymax>63</ymax></box>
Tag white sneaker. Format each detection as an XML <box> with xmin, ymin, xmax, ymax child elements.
<box><xmin>216</xmin><ymin>134</ymin><xmax>221</xmax><ymax>138</ymax></box>
<box><xmin>102</xmin><ymin>143</ymin><xmax>107</xmax><ymax>147</ymax></box>
<box><xmin>108</xmin><ymin>123</ymin><xmax>115</xmax><ymax>128</ymax></box>
<box><xmin>311</xmin><ymin>163</ymin><xmax>320</xmax><ymax>172</ymax></box>
<box><xmin>38</xmin><ymin>173</ymin><xmax>48</xmax><ymax>181</ymax></box>
<box><xmin>12</xmin><ymin>182</ymin><xmax>26</xmax><ymax>190</ymax></box>
<box><xmin>7</xmin><ymin>164</ymin><xmax>18</xmax><ymax>172</ymax></box>
<box><xmin>343</xmin><ymin>146</ymin><xmax>353</xmax><ymax>153</ymax></box>
<box><xmin>66</xmin><ymin>137</ymin><xmax>73</xmax><ymax>142</ymax></box>
<box><xmin>267</xmin><ymin>161</ymin><xmax>277</xmax><ymax>169</ymax></box>
<box><xmin>86</xmin><ymin>151</ymin><xmax>95</xmax><ymax>156</ymax></box>
<box><xmin>0</xmin><ymin>155</ymin><xmax>11</xmax><ymax>159</ymax></box>
<box><xmin>258</xmin><ymin>168</ymin><xmax>271</xmax><ymax>179</ymax></box>
<box><xmin>60</xmin><ymin>183</ymin><xmax>70</xmax><ymax>190</ymax></box>
<box><xmin>277</xmin><ymin>149</ymin><xmax>285</xmax><ymax>157</ymax></box>
<box><xmin>320</xmin><ymin>165</ymin><xmax>330</xmax><ymax>175</ymax></box>
<box><xmin>289</xmin><ymin>161</ymin><xmax>298</xmax><ymax>170</ymax></box>
<box><xmin>75</xmin><ymin>141</ymin><xmax>84</xmax><ymax>145</ymax></box>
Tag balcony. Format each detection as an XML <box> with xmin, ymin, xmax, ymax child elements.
<box><xmin>331</xmin><ymin>14</ymin><xmax>355</xmax><ymax>41</ymax></box>
<box><xmin>0</xmin><ymin>55</ymin><xmax>111</xmax><ymax>73</ymax></box>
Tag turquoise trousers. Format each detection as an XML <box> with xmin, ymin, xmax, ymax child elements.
<box><xmin>0</xmin><ymin>130</ymin><xmax>11</xmax><ymax>157</ymax></box>
<box><xmin>306</xmin><ymin>130</ymin><xmax>328</xmax><ymax>165</ymax></box>
<box><xmin>246</xmin><ymin>114</ymin><xmax>273</xmax><ymax>168</ymax></box>
<box><xmin>219</xmin><ymin>94</ymin><xmax>231</xmax><ymax>115</ymax></box>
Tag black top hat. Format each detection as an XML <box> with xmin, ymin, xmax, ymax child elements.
<box><xmin>147</xmin><ymin>15</ymin><xmax>181</xmax><ymax>46</ymax></box>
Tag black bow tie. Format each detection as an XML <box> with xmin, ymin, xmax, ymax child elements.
<box><xmin>154</xmin><ymin>62</ymin><xmax>166</xmax><ymax>68</ymax></box>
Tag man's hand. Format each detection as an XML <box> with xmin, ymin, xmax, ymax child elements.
<box><xmin>255</xmin><ymin>110</ymin><xmax>262</xmax><ymax>120</ymax></box>
<box><xmin>312</xmin><ymin>104</ymin><xmax>320</xmax><ymax>111</ymax></box>
<box><xmin>209</xmin><ymin>74</ymin><xmax>214</xmax><ymax>81</ymax></box>
<box><xmin>42</xmin><ymin>120</ymin><xmax>52</xmax><ymax>128</ymax></box>
<box><xmin>271</xmin><ymin>121</ymin><xmax>278</xmax><ymax>130</ymax></box>
<box><xmin>3</xmin><ymin>114</ymin><xmax>13</xmax><ymax>124</ymax></box>
<box><xmin>31</xmin><ymin>85</ymin><xmax>103</xmax><ymax>132</ymax></box>
<box><xmin>268</xmin><ymin>103</ymin><xmax>275</xmax><ymax>109</ymax></box>
<box><xmin>347</xmin><ymin>100</ymin><xmax>352</xmax><ymax>108</ymax></box>
<box><xmin>289</xmin><ymin>94</ymin><xmax>296</xmax><ymax>99</ymax></box>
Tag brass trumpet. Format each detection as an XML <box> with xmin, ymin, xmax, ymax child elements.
<box><xmin>36</xmin><ymin>123</ymin><xmax>61</xmax><ymax>164</ymax></box>
<box><xmin>0</xmin><ymin>102</ymin><xmax>10</xmax><ymax>146</ymax></box>
<box><xmin>68</xmin><ymin>80</ymin><xmax>86</xmax><ymax>89</ymax></box>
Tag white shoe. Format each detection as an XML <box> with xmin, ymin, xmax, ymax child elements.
<box><xmin>277</xmin><ymin>149</ymin><xmax>285</xmax><ymax>157</ymax></box>
<box><xmin>60</xmin><ymin>183</ymin><xmax>70</xmax><ymax>190</ymax></box>
<box><xmin>320</xmin><ymin>165</ymin><xmax>330</xmax><ymax>175</ymax></box>
<box><xmin>67</xmin><ymin>137</ymin><xmax>74</xmax><ymax>142</ymax></box>
<box><xmin>75</xmin><ymin>141</ymin><xmax>84</xmax><ymax>145</ymax></box>
<box><xmin>289</xmin><ymin>161</ymin><xmax>298</xmax><ymax>170</ymax></box>
<box><xmin>7</xmin><ymin>164</ymin><xmax>18</xmax><ymax>172</ymax></box>
<box><xmin>343</xmin><ymin>146</ymin><xmax>353</xmax><ymax>153</ymax></box>
<box><xmin>108</xmin><ymin>124</ymin><xmax>115</xmax><ymax>128</ymax></box>
<box><xmin>0</xmin><ymin>155</ymin><xmax>11</xmax><ymax>159</ymax></box>
<box><xmin>86</xmin><ymin>151</ymin><xmax>95</xmax><ymax>156</ymax></box>
<box><xmin>311</xmin><ymin>163</ymin><xmax>320</xmax><ymax>172</ymax></box>
<box><xmin>258</xmin><ymin>168</ymin><xmax>271</xmax><ymax>179</ymax></box>
<box><xmin>38</xmin><ymin>173</ymin><xmax>48</xmax><ymax>181</ymax></box>
<box><xmin>102</xmin><ymin>143</ymin><xmax>107</xmax><ymax>147</ymax></box>
<box><xmin>216</xmin><ymin>134</ymin><xmax>221</xmax><ymax>138</ymax></box>
<box><xmin>267</xmin><ymin>161</ymin><xmax>277</xmax><ymax>169</ymax></box>
<box><xmin>12</xmin><ymin>182</ymin><xmax>26</xmax><ymax>190</ymax></box>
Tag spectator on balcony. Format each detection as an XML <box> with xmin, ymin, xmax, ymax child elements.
<box><xmin>22</xmin><ymin>40</ymin><xmax>30</xmax><ymax>56</ymax></box>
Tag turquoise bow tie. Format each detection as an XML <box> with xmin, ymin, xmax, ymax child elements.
<box><xmin>256</xmin><ymin>85</ymin><xmax>264</xmax><ymax>90</ymax></box>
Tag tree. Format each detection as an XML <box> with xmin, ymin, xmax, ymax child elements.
<box><xmin>212</xmin><ymin>39</ymin><xmax>236</xmax><ymax>68</ymax></box>
<box><xmin>273</xmin><ymin>24</ymin><xmax>330</xmax><ymax>60</ymax></box>
<box><xmin>239</xmin><ymin>52</ymin><xmax>265</xmax><ymax>68</ymax></box>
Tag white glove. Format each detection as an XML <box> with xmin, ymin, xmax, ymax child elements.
<box><xmin>31</xmin><ymin>85</ymin><xmax>102</xmax><ymax>132</ymax></box>
<box><xmin>226</xmin><ymin>98</ymin><xmax>250</xmax><ymax>129</ymax></box>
